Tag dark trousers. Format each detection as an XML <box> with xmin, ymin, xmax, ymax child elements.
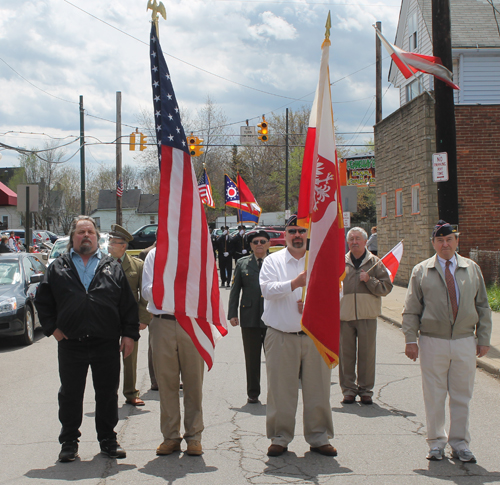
<box><xmin>241</xmin><ymin>327</ymin><xmax>267</xmax><ymax>399</ymax></box>
<box><xmin>58</xmin><ymin>337</ymin><xmax>120</xmax><ymax>444</ymax></box>
<box><xmin>218</xmin><ymin>255</ymin><xmax>232</xmax><ymax>285</ymax></box>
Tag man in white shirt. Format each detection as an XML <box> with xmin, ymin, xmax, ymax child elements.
<box><xmin>142</xmin><ymin>248</ymin><xmax>205</xmax><ymax>457</ymax></box>
<box><xmin>259</xmin><ymin>215</ymin><xmax>336</xmax><ymax>457</ymax></box>
<box><xmin>402</xmin><ymin>220</ymin><xmax>491</xmax><ymax>463</ymax></box>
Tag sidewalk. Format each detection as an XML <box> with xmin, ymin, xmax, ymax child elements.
<box><xmin>381</xmin><ymin>284</ymin><xmax>500</xmax><ymax>377</ymax></box>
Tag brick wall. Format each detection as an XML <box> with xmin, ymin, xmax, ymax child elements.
<box><xmin>455</xmin><ymin>105</ymin><xmax>500</xmax><ymax>257</ymax></box>
<box><xmin>374</xmin><ymin>94</ymin><xmax>438</xmax><ymax>285</ymax></box>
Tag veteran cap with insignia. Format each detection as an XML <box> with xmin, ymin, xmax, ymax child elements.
<box><xmin>109</xmin><ymin>224</ymin><xmax>133</xmax><ymax>242</ymax></box>
<box><xmin>285</xmin><ymin>214</ymin><xmax>298</xmax><ymax>227</ymax></box>
<box><xmin>431</xmin><ymin>220</ymin><xmax>458</xmax><ymax>239</ymax></box>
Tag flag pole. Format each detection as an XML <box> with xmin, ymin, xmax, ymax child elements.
<box><xmin>365</xmin><ymin>239</ymin><xmax>404</xmax><ymax>274</ymax></box>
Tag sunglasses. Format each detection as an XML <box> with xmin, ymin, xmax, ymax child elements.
<box><xmin>286</xmin><ymin>228</ymin><xmax>307</xmax><ymax>235</ymax></box>
<box><xmin>251</xmin><ymin>239</ymin><xmax>268</xmax><ymax>245</ymax></box>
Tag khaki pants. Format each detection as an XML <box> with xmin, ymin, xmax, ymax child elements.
<box><xmin>339</xmin><ymin>319</ymin><xmax>377</xmax><ymax>397</ymax></box>
<box><xmin>419</xmin><ymin>335</ymin><xmax>476</xmax><ymax>451</ymax></box>
<box><xmin>122</xmin><ymin>340</ymin><xmax>139</xmax><ymax>401</ymax></box>
<box><xmin>265</xmin><ymin>327</ymin><xmax>333</xmax><ymax>448</ymax></box>
<box><xmin>150</xmin><ymin>316</ymin><xmax>205</xmax><ymax>442</ymax></box>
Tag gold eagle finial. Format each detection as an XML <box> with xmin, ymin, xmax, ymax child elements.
<box><xmin>147</xmin><ymin>0</ymin><xmax>167</xmax><ymax>34</ymax></box>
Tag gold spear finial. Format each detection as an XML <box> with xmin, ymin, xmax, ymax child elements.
<box><xmin>325</xmin><ymin>11</ymin><xmax>331</xmax><ymax>40</ymax></box>
<box><xmin>147</xmin><ymin>0</ymin><xmax>167</xmax><ymax>35</ymax></box>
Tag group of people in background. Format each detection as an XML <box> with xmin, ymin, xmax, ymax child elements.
<box><xmin>31</xmin><ymin>214</ymin><xmax>491</xmax><ymax>466</ymax></box>
<box><xmin>0</xmin><ymin>232</ymin><xmax>24</xmax><ymax>252</ymax></box>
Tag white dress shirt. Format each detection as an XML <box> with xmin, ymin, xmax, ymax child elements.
<box><xmin>142</xmin><ymin>248</ymin><xmax>171</xmax><ymax>315</ymax></box>
<box><xmin>260</xmin><ymin>247</ymin><xmax>305</xmax><ymax>332</ymax></box>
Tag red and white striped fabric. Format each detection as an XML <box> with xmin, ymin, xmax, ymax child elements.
<box><xmin>375</xmin><ymin>26</ymin><xmax>459</xmax><ymax>90</ymax></box>
<box><xmin>152</xmin><ymin>146</ymin><xmax>227</xmax><ymax>369</ymax></box>
<box><xmin>296</xmin><ymin>36</ymin><xmax>346</xmax><ymax>369</ymax></box>
<box><xmin>381</xmin><ymin>241</ymin><xmax>404</xmax><ymax>283</ymax></box>
<box><xmin>149</xmin><ymin>23</ymin><xmax>227</xmax><ymax>370</ymax></box>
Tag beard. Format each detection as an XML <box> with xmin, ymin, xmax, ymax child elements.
<box><xmin>292</xmin><ymin>239</ymin><xmax>304</xmax><ymax>248</ymax></box>
<box><xmin>77</xmin><ymin>239</ymin><xmax>95</xmax><ymax>255</ymax></box>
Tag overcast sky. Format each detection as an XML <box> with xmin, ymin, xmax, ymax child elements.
<box><xmin>0</xmin><ymin>0</ymin><xmax>402</xmax><ymax>171</ymax></box>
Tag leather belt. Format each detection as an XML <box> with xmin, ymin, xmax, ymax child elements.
<box><xmin>288</xmin><ymin>330</ymin><xmax>306</xmax><ymax>336</ymax></box>
<box><xmin>153</xmin><ymin>314</ymin><xmax>176</xmax><ymax>321</ymax></box>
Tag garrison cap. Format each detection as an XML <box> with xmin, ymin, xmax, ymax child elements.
<box><xmin>286</xmin><ymin>214</ymin><xmax>298</xmax><ymax>227</ymax></box>
<box><xmin>432</xmin><ymin>220</ymin><xmax>458</xmax><ymax>239</ymax></box>
<box><xmin>109</xmin><ymin>224</ymin><xmax>133</xmax><ymax>242</ymax></box>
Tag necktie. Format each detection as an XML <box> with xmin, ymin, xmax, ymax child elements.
<box><xmin>257</xmin><ymin>258</ymin><xmax>263</xmax><ymax>271</ymax></box>
<box><xmin>445</xmin><ymin>260</ymin><xmax>458</xmax><ymax>321</ymax></box>
<box><xmin>117</xmin><ymin>258</ymin><xmax>122</xmax><ymax>264</ymax></box>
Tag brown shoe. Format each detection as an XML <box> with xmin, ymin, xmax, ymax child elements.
<box><xmin>156</xmin><ymin>440</ymin><xmax>181</xmax><ymax>455</ymax></box>
<box><xmin>126</xmin><ymin>397</ymin><xmax>145</xmax><ymax>406</ymax></box>
<box><xmin>267</xmin><ymin>444</ymin><xmax>288</xmax><ymax>457</ymax></box>
<box><xmin>186</xmin><ymin>440</ymin><xmax>203</xmax><ymax>456</ymax></box>
<box><xmin>360</xmin><ymin>396</ymin><xmax>373</xmax><ymax>405</ymax></box>
<box><xmin>342</xmin><ymin>395</ymin><xmax>356</xmax><ymax>404</ymax></box>
<box><xmin>310</xmin><ymin>444</ymin><xmax>338</xmax><ymax>456</ymax></box>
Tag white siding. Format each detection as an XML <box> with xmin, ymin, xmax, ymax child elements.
<box><xmin>91</xmin><ymin>209</ymin><xmax>152</xmax><ymax>233</ymax></box>
<box><xmin>459</xmin><ymin>54</ymin><xmax>500</xmax><ymax>104</ymax></box>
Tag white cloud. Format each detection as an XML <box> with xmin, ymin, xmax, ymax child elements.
<box><xmin>248</xmin><ymin>11</ymin><xmax>297</xmax><ymax>41</ymax></box>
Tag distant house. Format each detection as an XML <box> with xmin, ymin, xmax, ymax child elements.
<box><xmin>375</xmin><ymin>0</ymin><xmax>500</xmax><ymax>284</ymax></box>
<box><xmin>91</xmin><ymin>189</ymin><xmax>159</xmax><ymax>233</ymax></box>
<box><xmin>0</xmin><ymin>181</ymin><xmax>21</xmax><ymax>230</ymax></box>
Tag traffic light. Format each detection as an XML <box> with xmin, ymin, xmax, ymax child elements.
<box><xmin>187</xmin><ymin>134</ymin><xmax>204</xmax><ymax>157</ymax></box>
<box><xmin>129</xmin><ymin>131</ymin><xmax>136</xmax><ymax>151</ymax></box>
<box><xmin>258</xmin><ymin>117</ymin><xmax>269</xmax><ymax>142</ymax></box>
<box><xmin>140</xmin><ymin>133</ymin><xmax>147</xmax><ymax>151</ymax></box>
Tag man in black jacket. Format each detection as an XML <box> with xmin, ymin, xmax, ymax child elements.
<box><xmin>35</xmin><ymin>216</ymin><xmax>140</xmax><ymax>463</ymax></box>
<box><xmin>216</xmin><ymin>226</ymin><xmax>233</xmax><ymax>287</ymax></box>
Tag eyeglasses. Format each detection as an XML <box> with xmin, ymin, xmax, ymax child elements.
<box><xmin>286</xmin><ymin>228</ymin><xmax>307</xmax><ymax>235</ymax></box>
<box><xmin>251</xmin><ymin>239</ymin><xmax>268</xmax><ymax>245</ymax></box>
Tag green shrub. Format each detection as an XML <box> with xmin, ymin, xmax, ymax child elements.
<box><xmin>487</xmin><ymin>284</ymin><xmax>500</xmax><ymax>312</ymax></box>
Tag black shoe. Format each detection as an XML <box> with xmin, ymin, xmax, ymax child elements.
<box><xmin>247</xmin><ymin>397</ymin><xmax>259</xmax><ymax>404</ymax></box>
<box><xmin>59</xmin><ymin>440</ymin><xmax>79</xmax><ymax>462</ymax></box>
<box><xmin>100</xmin><ymin>439</ymin><xmax>126</xmax><ymax>458</ymax></box>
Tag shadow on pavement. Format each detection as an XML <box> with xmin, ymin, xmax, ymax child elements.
<box><xmin>0</xmin><ymin>329</ymin><xmax>45</xmax><ymax>353</ymax></box>
<box><xmin>414</xmin><ymin>458</ymin><xmax>500</xmax><ymax>484</ymax></box>
<box><xmin>333</xmin><ymin>402</ymin><xmax>416</xmax><ymax>418</ymax></box>
<box><xmin>230</xmin><ymin>402</ymin><xmax>267</xmax><ymax>416</ymax></box>
<box><xmin>139</xmin><ymin>454</ymin><xmax>217</xmax><ymax>484</ymax></box>
<box><xmin>25</xmin><ymin>454</ymin><xmax>136</xmax><ymax>481</ymax></box>
<box><xmin>263</xmin><ymin>451</ymin><xmax>352</xmax><ymax>483</ymax></box>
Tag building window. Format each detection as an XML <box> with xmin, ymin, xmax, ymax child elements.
<box><xmin>408</xmin><ymin>11</ymin><xmax>418</xmax><ymax>51</ymax></box>
<box><xmin>406</xmin><ymin>79</ymin><xmax>422</xmax><ymax>102</ymax></box>
<box><xmin>1</xmin><ymin>216</ymin><xmax>8</xmax><ymax>230</ymax></box>
<box><xmin>411</xmin><ymin>184</ymin><xmax>420</xmax><ymax>214</ymax></box>
<box><xmin>94</xmin><ymin>217</ymin><xmax>101</xmax><ymax>229</ymax></box>
<box><xmin>381</xmin><ymin>193</ymin><xmax>387</xmax><ymax>218</ymax></box>
<box><xmin>150</xmin><ymin>216</ymin><xmax>156</xmax><ymax>224</ymax></box>
<box><xmin>396</xmin><ymin>189</ymin><xmax>403</xmax><ymax>217</ymax></box>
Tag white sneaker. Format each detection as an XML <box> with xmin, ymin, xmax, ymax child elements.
<box><xmin>426</xmin><ymin>447</ymin><xmax>444</xmax><ymax>461</ymax></box>
<box><xmin>452</xmin><ymin>448</ymin><xmax>476</xmax><ymax>463</ymax></box>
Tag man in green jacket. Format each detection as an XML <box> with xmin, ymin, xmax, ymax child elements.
<box><xmin>228</xmin><ymin>230</ymin><xmax>270</xmax><ymax>404</ymax></box>
<box><xmin>402</xmin><ymin>221</ymin><xmax>491</xmax><ymax>463</ymax></box>
<box><xmin>108</xmin><ymin>224</ymin><xmax>151</xmax><ymax>406</ymax></box>
<box><xmin>339</xmin><ymin>227</ymin><xmax>393</xmax><ymax>405</ymax></box>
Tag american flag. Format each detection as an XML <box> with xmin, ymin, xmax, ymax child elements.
<box><xmin>116</xmin><ymin>179</ymin><xmax>124</xmax><ymax>198</ymax></box>
<box><xmin>149</xmin><ymin>23</ymin><xmax>227</xmax><ymax>369</ymax></box>
<box><xmin>198</xmin><ymin>168</ymin><xmax>215</xmax><ymax>208</ymax></box>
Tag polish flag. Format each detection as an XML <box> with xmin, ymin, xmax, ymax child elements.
<box><xmin>375</xmin><ymin>25</ymin><xmax>459</xmax><ymax>90</ymax></box>
<box><xmin>381</xmin><ymin>241</ymin><xmax>404</xmax><ymax>283</ymax></box>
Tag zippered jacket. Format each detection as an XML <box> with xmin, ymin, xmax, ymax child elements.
<box><xmin>35</xmin><ymin>252</ymin><xmax>140</xmax><ymax>341</ymax></box>
<box><xmin>340</xmin><ymin>250</ymin><xmax>393</xmax><ymax>321</ymax></box>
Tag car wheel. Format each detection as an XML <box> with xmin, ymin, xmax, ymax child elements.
<box><xmin>20</xmin><ymin>305</ymin><xmax>35</xmax><ymax>346</ymax></box>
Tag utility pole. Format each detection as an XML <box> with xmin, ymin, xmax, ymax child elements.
<box><xmin>285</xmin><ymin>107</ymin><xmax>289</xmax><ymax>213</ymax></box>
<box><xmin>116</xmin><ymin>91</ymin><xmax>123</xmax><ymax>226</ymax></box>
<box><xmin>375</xmin><ymin>21</ymin><xmax>382</xmax><ymax>124</ymax></box>
<box><xmin>432</xmin><ymin>0</ymin><xmax>459</xmax><ymax>224</ymax></box>
<box><xmin>79</xmin><ymin>95</ymin><xmax>86</xmax><ymax>215</ymax></box>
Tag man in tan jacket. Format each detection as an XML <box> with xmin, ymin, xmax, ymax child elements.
<box><xmin>403</xmin><ymin>221</ymin><xmax>491</xmax><ymax>463</ymax></box>
<box><xmin>339</xmin><ymin>227</ymin><xmax>393</xmax><ymax>405</ymax></box>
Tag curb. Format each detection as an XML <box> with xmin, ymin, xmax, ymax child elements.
<box><xmin>381</xmin><ymin>314</ymin><xmax>500</xmax><ymax>378</ymax></box>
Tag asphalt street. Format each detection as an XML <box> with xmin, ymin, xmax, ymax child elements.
<box><xmin>1</xmin><ymin>286</ymin><xmax>500</xmax><ymax>485</ymax></box>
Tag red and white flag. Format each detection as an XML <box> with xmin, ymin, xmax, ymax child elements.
<box><xmin>296</xmin><ymin>34</ymin><xmax>345</xmax><ymax>369</ymax></box>
<box><xmin>380</xmin><ymin>241</ymin><xmax>404</xmax><ymax>283</ymax></box>
<box><xmin>375</xmin><ymin>26</ymin><xmax>459</xmax><ymax>90</ymax></box>
<box><xmin>149</xmin><ymin>23</ymin><xmax>227</xmax><ymax>370</ymax></box>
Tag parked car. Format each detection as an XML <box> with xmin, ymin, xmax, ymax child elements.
<box><xmin>47</xmin><ymin>233</ymin><xmax>110</xmax><ymax>266</ymax></box>
<box><xmin>0</xmin><ymin>253</ymin><xmax>46</xmax><ymax>345</ymax></box>
<box><xmin>0</xmin><ymin>229</ymin><xmax>26</xmax><ymax>245</ymax></box>
<box><xmin>128</xmin><ymin>224</ymin><xmax>157</xmax><ymax>250</ymax></box>
<box><xmin>44</xmin><ymin>231</ymin><xmax>60</xmax><ymax>244</ymax></box>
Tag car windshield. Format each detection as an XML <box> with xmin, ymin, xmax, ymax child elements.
<box><xmin>0</xmin><ymin>261</ymin><xmax>22</xmax><ymax>285</ymax></box>
<box><xmin>49</xmin><ymin>239</ymin><xmax>68</xmax><ymax>259</ymax></box>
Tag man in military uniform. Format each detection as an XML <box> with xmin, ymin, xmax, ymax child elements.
<box><xmin>228</xmin><ymin>230</ymin><xmax>270</xmax><ymax>404</ymax></box>
<box><xmin>231</xmin><ymin>225</ymin><xmax>250</xmax><ymax>263</ymax></box>
<box><xmin>108</xmin><ymin>224</ymin><xmax>151</xmax><ymax>406</ymax></box>
<box><xmin>216</xmin><ymin>226</ymin><xmax>233</xmax><ymax>287</ymax></box>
